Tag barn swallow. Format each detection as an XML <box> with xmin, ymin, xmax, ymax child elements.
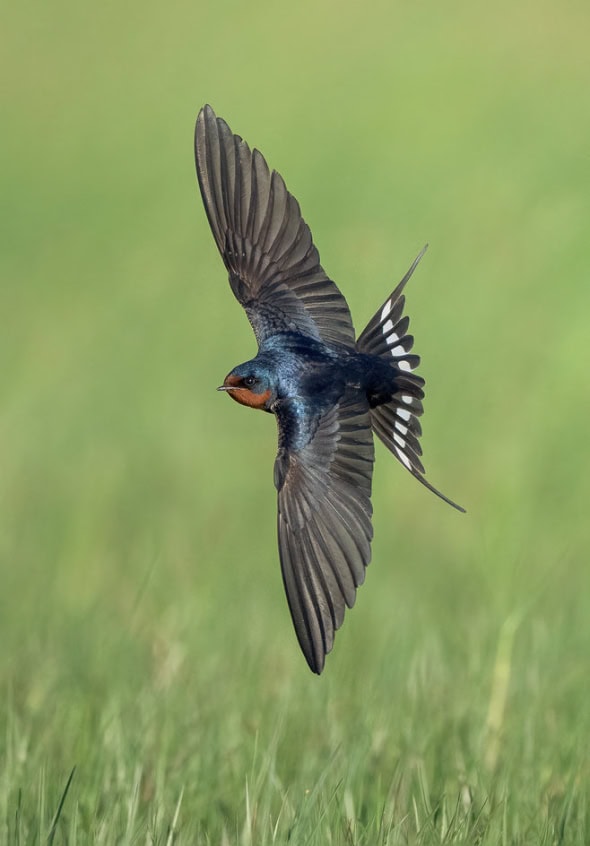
<box><xmin>194</xmin><ymin>104</ymin><xmax>464</xmax><ymax>674</ymax></box>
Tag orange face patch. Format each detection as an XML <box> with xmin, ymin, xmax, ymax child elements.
<box><xmin>226</xmin><ymin>386</ymin><xmax>272</xmax><ymax>409</ymax></box>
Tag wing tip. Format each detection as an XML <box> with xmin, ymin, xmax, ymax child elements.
<box><xmin>197</xmin><ymin>103</ymin><xmax>214</xmax><ymax>121</ymax></box>
<box><xmin>306</xmin><ymin>652</ymin><xmax>326</xmax><ymax>675</ymax></box>
<box><xmin>195</xmin><ymin>103</ymin><xmax>215</xmax><ymax>141</ymax></box>
<box><xmin>195</xmin><ymin>104</ymin><xmax>238</xmax><ymax>153</ymax></box>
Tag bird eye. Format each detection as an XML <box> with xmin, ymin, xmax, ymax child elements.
<box><xmin>243</xmin><ymin>376</ymin><xmax>256</xmax><ymax>388</ymax></box>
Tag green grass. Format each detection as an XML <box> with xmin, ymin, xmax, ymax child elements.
<box><xmin>1</xmin><ymin>0</ymin><xmax>590</xmax><ymax>842</ymax></box>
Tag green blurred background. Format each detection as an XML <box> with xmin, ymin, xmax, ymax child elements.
<box><xmin>1</xmin><ymin>0</ymin><xmax>589</xmax><ymax>841</ymax></box>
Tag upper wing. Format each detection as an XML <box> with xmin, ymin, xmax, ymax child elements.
<box><xmin>195</xmin><ymin>105</ymin><xmax>356</xmax><ymax>347</ymax></box>
<box><xmin>274</xmin><ymin>389</ymin><xmax>375</xmax><ymax>673</ymax></box>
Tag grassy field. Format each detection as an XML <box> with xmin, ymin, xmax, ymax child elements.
<box><xmin>1</xmin><ymin>0</ymin><xmax>590</xmax><ymax>842</ymax></box>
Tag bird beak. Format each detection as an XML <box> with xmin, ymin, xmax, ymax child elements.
<box><xmin>217</xmin><ymin>385</ymin><xmax>231</xmax><ymax>391</ymax></box>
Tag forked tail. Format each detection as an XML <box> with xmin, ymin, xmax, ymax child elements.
<box><xmin>356</xmin><ymin>246</ymin><xmax>465</xmax><ymax>512</ymax></box>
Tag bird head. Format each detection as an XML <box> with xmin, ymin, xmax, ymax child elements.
<box><xmin>217</xmin><ymin>362</ymin><xmax>275</xmax><ymax>411</ymax></box>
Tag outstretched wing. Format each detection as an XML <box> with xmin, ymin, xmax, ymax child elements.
<box><xmin>274</xmin><ymin>389</ymin><xmax>375</xmax><ymax>673</ymax></box>
<box><xmin>195</xmin><ymin>105</ymin><xmax>356</xmax><ymax>348</ymax></box>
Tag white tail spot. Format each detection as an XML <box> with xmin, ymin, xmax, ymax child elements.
<box><xmin>390</xmin><ymin>343</ymin><xmax>406</xmax><ymax>355</ymax></box>
<box><xmin>401</xmin><ymin>394</ymin><xmax>413</xmax><ymax>405</ymax></box>
<box><xmin>398</xmin><ymin>408</ymin><xmax>411</xmax><ymax>421</ymax></box>
<box><xmin>395</xmin><ymin>446</ymin><xmax>412</xmax><ymax>470</ymax></box>
<box><xmin>386</xmin><ymin>332</ymin><xmax>400</xmax><ymax>346</ymax></box>
<box><xmin>395</xmin><ymin>422</ymin><xmax>408</xmax><ymax>436</ymax></box>
<box><xmin>380</xmin><ymin>300</ymin><xmax>392</xmax><ymax>321</ymax></box>
<box><xmin>398</xmin><ymin>360</ymin><xmax>412</xmax><ymax>371</ymax></box>
<box><xmin>382</xmin><ymin>319</ymin><xmax>393</xmax><ymax>334</ymax></box>
<box><xmin>393</xmin><ymin>432</ymin><xmax>406</xmax><ymax>448</ymax></box>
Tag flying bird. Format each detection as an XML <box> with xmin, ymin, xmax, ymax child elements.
<box><xmin>194</xmin><ymin>105</ymin><xmax>464</xmax><ymax>674</ymax></box>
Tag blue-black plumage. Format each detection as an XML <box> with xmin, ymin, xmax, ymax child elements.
<box><xmin>195</xmin><ymin>105</ymin><xmax>464</xmax><ymax>674</ymax></box>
